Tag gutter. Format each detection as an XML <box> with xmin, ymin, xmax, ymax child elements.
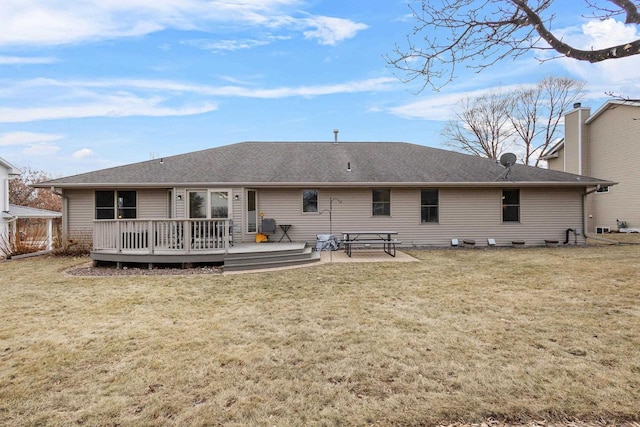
<box><xmin>33</xmin><ymin>180</ymin><xmax>616</xmax><ymax>190</ymax></box>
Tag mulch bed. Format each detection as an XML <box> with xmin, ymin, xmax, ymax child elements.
<box><xmin>65</xmin><ymin>263</ymin><xmax>223</xmax><ymax>277</ymax></box>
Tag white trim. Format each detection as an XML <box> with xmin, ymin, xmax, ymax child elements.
<box><xmin>301</xmin><ymin>188</ymin><xmax>319</xmax><ymax>214</ymax></box>
<box><xmin>187</xmin><ymin>188</ymin><xmax>232</xmax><ymax>220</ymax></box>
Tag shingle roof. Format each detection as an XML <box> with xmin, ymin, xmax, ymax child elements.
<box><xmin>39</xmin><ymin>141</ymin><xmax>612</xmax><ymax>188</ymax></box>
<box><xmin>6</xmin><ymin>204</ymin><xmax>62</xmax><ymax>218</ymax></box>
<box><xmin>0</xmin><ymin>156</ymin><xmax>21</xmax><ymax>175</ymax></box>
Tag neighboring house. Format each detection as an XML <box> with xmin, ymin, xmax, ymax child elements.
<box><xmin>541</xmin><ymin>100</ymin><xmax>639</xmax><ymax>233</ymax></box>
<box><xmin>1</xmin><ymin>156</ymin><xmax>22</xmax><ymax>245</ymax></box>
<box><xmin>1</xmin><ymin>156</ymin><xmax>62</xmax><ymax>256</ymax></box>
<box><xmin>35</xmin><ymin>141</ymin><xmax>612</xmax><ymax>265</ymax></box>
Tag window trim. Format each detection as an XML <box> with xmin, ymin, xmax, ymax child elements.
<box><xmin>502</xmin><ymin>189</ymin><xmax>520</xmax><ymax>223</ymax></box>
<box><xmin>246</xmin><ymin>189</ymin><xmax>258</xmax><ymax>233</ymax></box>
<box><xmin>302</xmin><ymin>189</ymin><xmax>319</xmax><ymax>214</ymax></box>
<box><xmin>372</xmin><ymin>188</ymin><xmax>391</xmax><ymax>217</ymax></box>
<box><xmin>187</xmin><ymin>189</ymin><xmax>232</xmax><ymax>220</ymax></box>
<box><xmin>420</xmin><ymin>188</ymin><xmax>439</xmax><ymax>223</ymax></box>
<box><xmin>95</xmin><ymin>190</ymin><xmax>137</xmax><ymax>220</ymax></box>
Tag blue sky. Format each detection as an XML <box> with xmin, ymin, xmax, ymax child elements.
<box><xmin>1</xmin><ymin>0</ymin><xmax>639</xmax><ymax>178</ymax></box>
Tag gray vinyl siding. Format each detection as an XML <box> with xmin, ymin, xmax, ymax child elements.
<box><xmin>63</xmin><ymin>185</ymin><xmax>585</xmax><ymax>247</ymax></box>
<box><xmin>64</xmin><ymin>189</ymin><xmax>169</xmax><ymax>241</ymax></box>
<box><xmin>64</xmin><ymin>190</ymin><xmax>94</xmax><ymax>242</ymax></box>
<box><xmin>255</xmin><ymin>187</ymin><xmax>584</xmax><ymax>247</ymax></box>
<box><xmin>138</xmin><ymin>189</ymin><xmax>170</xmax><ymax>218</ymax></box>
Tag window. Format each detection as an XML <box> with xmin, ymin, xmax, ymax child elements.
<box><xmin>189</xmin><ymin>191</ymin><xmax>207</xmax><ymax>219</ymax></box>
<box><xmin>302</xmin><ymin>189</ymin><xmax>318</xmax><ymax>213</ymax></box>
<box><xmin>372</xmin><ymin>189</ymin><xmax>391</xmax><ymax>216</ymax></box>
<box><xmin>95</xmin><ymin>191</ymin><xmax>115</xmax><ymax>219</ymax></box>
<box><xmin>421</xmin><ymin>189</ymin><xmax>439</xmax><ymax>223</ymax></box>
<box><xmin>247</xmin><ymin>190</ymin><xmax>257</xmax><ymax>232</ymax></box>
<box><xmin>596</xmin><ymin>186</ymin><xmax>609</xmax><ymax>194</ymax></box>
<box><xmin>502</xmin><ymin>189</ymin><xmax>520</xmax><ymax>222</ymax></box>
<box><xmin>117</xmin><ymin>191</ymin><xmax>137</xmax><ymax>218</ymax></box>
<box><xmin>95</xmin><ymin>191</ymin><xmax>137</xmax><ymax>219</ymax></box>
<box><xmin>210</xmin><ymin>191</ymin><xmax>229</xmax><ymax>218</ymax></box>
<box><xmin>188</xmin><ymin>190</ymin><xmax>230</xmax><ymax>219</ymax></box>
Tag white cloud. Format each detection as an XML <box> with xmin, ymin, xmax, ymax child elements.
<box><xmin>0</xmin><ymin>95</ymin><xmax>218</xmax><ymax>123</ymax></box>
<box><xmin>0</xmin><ymin>131</ymin><xmax>64</xmax><ymax>146</ymax></box>
<box><xmin>22</xmin><ymin>143</ymin><xmax>61</xmax><ymax>156</ymax></box>
<box><xmin>303</xmin><ymin>16</ymin><xmax>368</xmax><ymax>45</ymax></box>
<box><xmin>72</xmin><ymin>148</ymin><xmax>94</xmax><ymax>159</ymax></box>
<box><xmin>0</xmin><ymin>55</ymin><xmax>57</xmax><ymax>65</ymax></box>
<box><xmin>0</xmin><ymin>76</ymin><xmax>395</xmax><ymax>123</ymax></box>
<box><xmin>183</xmin><ymin>35</ymin><xmax>290</xmax><ymax>52</ymax></box>
<box><xmin>553</xmin><ymin>18</ymin><xmax>640</xmax><ymax>101</ymax></box>
<box><xmin>387</xmin><ymin>85</ymin><xmax>524</xmax><ymax>121</ymax></box>
<box><xmin>0</xmin><ymin>0</ymin><xmax>367</xmax><ymax>47</ymax></box>
<box><xmin>581</xmin><ymin>18</ymin><xmax>638</xmax><ymax>49</ymax></box>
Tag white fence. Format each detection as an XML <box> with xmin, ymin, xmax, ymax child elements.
<box><xmin>93</xmin><ymin>219</ymin><xmax>231</xmax><ymax>254</ymax></box>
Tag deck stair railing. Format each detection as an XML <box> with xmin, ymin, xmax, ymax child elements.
<box><xmin>93</xmin><ymin>219</ymin><xmax>231</xmax><ymax>254</ymax></box>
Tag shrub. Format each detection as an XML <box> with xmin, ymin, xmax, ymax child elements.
<box><xmin>53</xmin><ymin>229</ymin><xmax>92</xmax><ymax>257</ymax></box>
<box><xmin>0</xmin><ymin>224</ymin><xmax>48</xmax><ymax>258</ymax></box>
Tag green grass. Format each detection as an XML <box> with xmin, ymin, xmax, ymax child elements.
<box><xmin>1</xmin><ymin>246</ymin><xmax>639</xmax><ymax>426</ymax></box>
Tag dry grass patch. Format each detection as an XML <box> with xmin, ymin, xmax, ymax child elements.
<box><xmin>1</xmin><ymin>248</ymin><xmax>639</xmax><ymax>426</ymax></box>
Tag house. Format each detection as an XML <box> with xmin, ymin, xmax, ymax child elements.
<box><xmin>35</xmin><ymin>141</ymin><xmax>612</xmax><ymax>267</ymax></box>
<box><xmin>540</xmin><ymin>100</ymin><xmax>639</xmax><ymax>233</ymax></box>
<box><xmin>1</xmin><ymin>156</ymin><xmax>22</xmax><ymax>247</ymax></box>
<box><xmin>1</xmin><ymin>156</ymin><xmax>62</xmax><ymax>256</ymax></box>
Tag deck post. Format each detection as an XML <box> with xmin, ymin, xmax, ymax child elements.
<box><xmin>148</xmin><ymin>220</ymin><xmax>154</xmax><ymax>255</ymax></box>
<box><xmin>184</xmin><ymin>220</ymin><xmax>191</xmax><ymax>254</ymax></box>
<box><xmin>225</xmin><ymin>219</ymin><xmax>231</xmax><ymax>253</ymax></box>
<box><xmin>46</xmin><ymin>218</ymin><xmax>53</xmax><ymax>250</ymax></box>
<box><xmin>116</xmin><ymin>221</ymin><xmax>122</xmax><ymax>253</ymax></box>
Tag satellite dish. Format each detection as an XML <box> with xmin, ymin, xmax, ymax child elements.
<box><xmin>500</xmin><ymin>153</ymin><xmax>517</xmax><ymax>167</ymax></box>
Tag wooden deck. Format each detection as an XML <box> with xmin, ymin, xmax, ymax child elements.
<box><xmin>91</xmin><ymin>242</ymin><xmax>315</xmax><ymax>270</ymax></box>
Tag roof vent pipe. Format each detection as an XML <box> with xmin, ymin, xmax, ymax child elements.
<box><xmin>573</xmin><ymin>102</ymin><xmax>582</xmax><ymax>109</ymax></box>
<box><xmin>333</xmin><ymin>129</ymin><xmax>339</xmax><ymax>143</ymax></box>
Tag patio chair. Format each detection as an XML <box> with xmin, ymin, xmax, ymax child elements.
<box><xmin>260</xmin><ymin>218</ymin><xmax>277</xmax><ymax>241</ymax></box>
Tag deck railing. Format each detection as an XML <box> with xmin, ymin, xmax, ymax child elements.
<box><xmin>93</xmin><ymin>219</ymin><xmax>231</xmax><ymax>254</ymax></box>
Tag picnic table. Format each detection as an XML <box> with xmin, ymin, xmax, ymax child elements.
<box><xmin>341</xmin><ymin>231</ymin><xmax>401</xmax><ymax>257</ymax></box>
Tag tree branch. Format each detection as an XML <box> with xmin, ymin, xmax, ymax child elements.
<box><xmin>512</xmin><ymin>0</ymin><xmax>640</xmax><ymax>62</ymax></box>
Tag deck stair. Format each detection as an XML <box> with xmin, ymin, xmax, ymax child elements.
<box><xmin>223</xmin><ymin>243</ymin><xmax>320</xmax><ymax>272</ymax></box>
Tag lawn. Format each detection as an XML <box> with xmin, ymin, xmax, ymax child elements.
<box><xmin>1</xmin><ymin>246</ymin><xmax>639</xmax><ymax>426</ymax></box>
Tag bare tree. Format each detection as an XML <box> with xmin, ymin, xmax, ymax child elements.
<box><xmin>510</xmin><ymin>76</ymin><xmax>584</xmax><ymax>166</ymax></box>
<box><xmin>442</xmin><ymin>76</ymin><xmax>583</xmax><ymax>164</ymax></box>
<box><xmin>9</xmin><ymin>167</ymin><xmax>61</xmax><ymax>212</ymax></box>
<box><xmin>442</xmin><ymin>91</ymin><xmax>515</xmax><ymax>160</ymax></box>
<box><xmin>387</xmin><ymin>0</ymin><xmax>640</xmax><ymax>90</ymax></box>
